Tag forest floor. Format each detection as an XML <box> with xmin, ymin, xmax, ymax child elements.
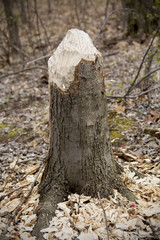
<box><xmin>0</xmin><ymin>1</ymin><xmax>160</xmax><ymax>239</ymax></box>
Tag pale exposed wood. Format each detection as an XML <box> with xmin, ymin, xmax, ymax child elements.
<box><xmin>48</xmin><ymin>29</ymin><xmax>101</xmax><ymax>91</ymax></box>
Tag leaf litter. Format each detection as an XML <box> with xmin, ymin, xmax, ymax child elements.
<box><xmin>1</xmin><ymin>152</ymin><xmax>159</xmax><ymax>239</ymax></box>
<box><xmin>0</xmin><ymin>1</ymin><xmax>160</xmax><ymax>239</ymax></box>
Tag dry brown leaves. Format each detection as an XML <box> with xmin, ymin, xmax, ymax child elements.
<box><xmin>0</xmin><ymin>151</ymin><xmax>160</xmax><ymax>239</ymax></box>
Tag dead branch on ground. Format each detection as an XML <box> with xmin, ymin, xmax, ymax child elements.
<box><xmin>144</xmin><ymin>127</ymin><xmax>160</xmax><ymax>137</ymax></box>
<box><xmin>0</xmin><ymin>184</ymin><xmax>30</xmax><ymax>202</ymax></box>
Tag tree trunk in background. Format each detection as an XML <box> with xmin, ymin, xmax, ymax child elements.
<box><xmin>32</xmin><ymin>29</ymin><xmax>135</xmax><ymax>239</ymax></box>
<box><xmin>19</xmin><ymin>0</ymin><xmax>27</xmax><ymax>24</ymax></box>
<box><xmin>2</xmin><ymin>0</ymin><xmax>21</xmax><ymax>55</ymax></box>
<box><xmin>47</xmin><ymin>0</ymin><xmax>52</xmax><ymax>14</ymax></box>
<box><xmin>121</xmin><ymin>0</ymin><xmax>160</xmax><ymax>38</ymax></box>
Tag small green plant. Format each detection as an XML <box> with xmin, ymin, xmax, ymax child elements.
<box><xmin>117</xmin><ymin>97</ymin><xmax>122</xmax><ymax>102</ymax></box>
<box><xmin>0</xmin><ymin>123</ymin><xmax>24</xmax><ymax>141</ymax></box>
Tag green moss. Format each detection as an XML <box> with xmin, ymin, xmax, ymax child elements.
<box><xmin>7</xmin><ymin>130</ymin><xmax>17</xmax><ymax>138</ymax></box>
<box><xmin>0</xmin><ymin>123</ymin><xmax>24</xmax><ymax>141</ymax></box>
<box><xmin>110</xmin><ymin>130</ymin><xmax>122</xmax><ymax>139</ymax></box>
<box><xmin>108</xmin><ymin>112</ymin><xmax>137</xmax><ymax>143</ymax></box>
<box><xmin>99</xmin><ymin>44</ymin><xmax>106</xmax><ymax>50</ymax></box>
<box><xmin>0</xmin><ymin>124</ymin><xmax>8</xmax><ymax>129</ymax></box>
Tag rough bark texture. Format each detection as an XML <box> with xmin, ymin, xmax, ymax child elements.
<box><xmin>121</xmin><ymin>0</ymin><xmax>160</xmax><ymax>38</ymax></box>
<box><xmin>2</xmin><ymin>0</ymin><xmax>21</xmax><ymax>55</ymax></box>
<box><xmin>40</xmin><ymin>58</ymin><xmax>121</xmax><ymax>197</ymax></box>
<box><xmin>32</xmin><ymin>29</ymin><xmax>135</xmax><ymax>239</ymax></box>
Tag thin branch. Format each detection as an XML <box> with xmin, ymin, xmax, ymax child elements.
<box><xmin>136</xmin><ymin>85</ymin><xmax>160</xmax><ymax>97</ymax></box>
<box><xmin>0</xmin><ymin>183</ymin><xmax>30</xmax><ymax>202</ymax></box>
<box><xmin>105</xmin><ymin>66</ymin><xmax>160</xmax><ymax>99</ymax></box>
<box><xmin>105</xmin><ymin>0</ymin><xmax>110</xmax><ymax>18</ymax></box>
<box><xmin>124</xmin><ymin>27</ymin><xmax>160</xmax><ymax>97</ymax></box>
<box><xmin>33</xmin><ymin>0</ymin><xmax>47</xmax><ymax>63</ymax></box>
<box><xmin>106</xmin><ymin>85</ymin><xmax>160</xmax><ymax>99</ymax></box>
<box><xmin>35</xmin><ymin>6</ymin><xmax>52</xmax><ymax>51</ymax></box>
<box><xmin>12</xmin><ymin>44</ymin><xmax>30</xmax><ymax>59</ymax></box>
<box><xmin>97</xmin><ymin>192</ymin><xmax>109</xmax><ymax>240</ymax></box>
<box><xmin>2</xmin><ymin>162</ymin><xmax>45</xmax><ymax>235</ymax></box>
<box><xmin>74</xmin><ymin>0</ymin><xmax>81</xmax><ymax>28</ymax></box>
<box><xmin>106</xmin><ymin>95</ymin><xmax>130</xmax><ymax>99</ymax></box>
<box><xmin>103</xmin><ymin>51</ymin><xmax>119</xmax><ymax>58</ymax></box>
<box><xmin>0</xmin><ymin>66</ymin><xmax>47</xmax><ymax>80</ymax></box>
<box><xmin>26</xmin><ymin>53</ymin><xmax>51</xmax><ymax>65</ymax></box>
<box><xmin>94</xmin><ymin>8</ymin><xmax>135</xmax><ymax>45</ymax></box>
<box><xmin>134</xmin><ymin>66</ymin><xmax>160</xmax><ymax>88</ymax></box>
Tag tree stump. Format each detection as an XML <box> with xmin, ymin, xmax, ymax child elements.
<box><xmin>32</xmin><ymin>29</ymin><xmax>135</xmax><ymax>238</ymax></box>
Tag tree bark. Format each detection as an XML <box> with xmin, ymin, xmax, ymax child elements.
<box><xmin>19</xmin><ymin>0</ymin><xmax>27</xmax><ymax>24</ymax></box>
<box><xmin>2</xmin><ymin>0</ymin><xmax>21</xmax><ymax>55</ymax></box>
<box><xmin>32</xmin><ymin>29</ymin><xmax>135</xmax><ymax>239</ymax></box>
<box><xmin>47</xmin><ymin>0</ymin><xmax>52</xmax><ymax>14</ymax></box>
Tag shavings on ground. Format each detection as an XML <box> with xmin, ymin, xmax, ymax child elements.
<box><xmin>0</xmin><ymin>170</ymin><xmax>41</xmax><ymax>239</ymax></box>
<box><xmin>40</xmin><ymin>165</ymin><xmax>160</xmax><ymax>240</ymax></box>
<box><xmin>0</xmin><ymin>157</ymin><xmax>160</xmax><ymax>239</ymax></box>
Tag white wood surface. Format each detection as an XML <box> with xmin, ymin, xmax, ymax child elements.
<box><xmin>48</xmin><ymin>29</ymin><xmax>101</xmax><ymax>91</ymax></box>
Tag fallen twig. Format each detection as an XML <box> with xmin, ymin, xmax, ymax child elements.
<box><xmin>0</xmin><ymin>183</ymin><xmax>30</xmax><ymax>202</ymax></box>
<box><xmin>154</xmin><ymin>137</ymin><xmax>160</xmax><ymax>146</ymax></box>
<box><xmin>103</xmin><ymin>51</ymin><xmax>119</xmax><ymax>58</ymax></box>
<box><xmin>144</xmin><ymin>127</ymin><xmax>160</xmax><ymax>137</ymax></box>
<box><xmin>97</xmin><ymin>192</ymin><xmax>109</xmax><ymax>240</ymax></box>
<box><xmin>114</xmin><ymin>151</ymin><xmax>138</xmax><ymax>162</ymax></box>
<box><xmin>0</xmin><ymin>66</ymin><xmax>47</xmax><ymax>80</ymax></box>
<box><xmin>124</xmin><ymin>27</ymin><xmax>160</xmax><ymax>97</ymax></box>
<box><xmin>2</xmin><ymin>162</ymin><xmax>45</xmax><ymax>235</ymax></box>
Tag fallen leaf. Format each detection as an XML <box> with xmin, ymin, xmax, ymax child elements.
<box><xmin>114</xmin><ymin>102</ymin><xmax>126</xmax><ymax>114</ymax></box>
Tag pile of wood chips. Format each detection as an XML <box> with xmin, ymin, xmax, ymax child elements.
<box><xmin>0</xmin><ymin>151</ymin><xmax>160</xmax><ymax>240</ymax></box>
